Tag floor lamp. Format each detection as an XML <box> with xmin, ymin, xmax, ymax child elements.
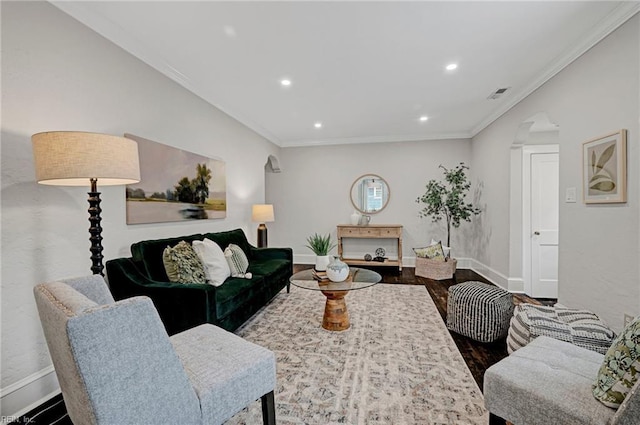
<box><xmin>32</xmin><ymin>131</ymin><xmax>140</xmax><ymax>276</ymax></box>
<box><xmin>252</xmin><ymin>204</ymin><xmax>275</xmax><ymax>248</ymax></box>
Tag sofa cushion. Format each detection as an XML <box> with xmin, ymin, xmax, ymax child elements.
<box><xmin>248</xmin><ymin>259</ymin><xmax>291</xmax><ymax>279</ymax></box>
<box><xmin>162</xmin><ymin>241</ymin><xmax>206</xmax><ymax>284</ymax></box>
<box><xmin>192</xmin><ymin>238</ymin><xmax>230</xmax><ymax>287</ymax></box>
<box><xmin>224</xmin><ymin>244</ymin><xmax>249</xmax><ymax>277</ymax></box>
<box><xmin>214</xmin><ymin>275</ymin><xmax>264</xmax><ymax>319</ymax></box>
<box><xmin>593</xmin><ymin>316</ymin><xmax>640</xmax><ymax>408</ymax></box>
<box><xmin>132</xmin><ymin>234</ymin><xmax>204</xmax><ymax>281</ymax></box>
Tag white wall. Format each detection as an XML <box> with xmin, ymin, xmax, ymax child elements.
<box><xmin>266</xmin><ymin>139</ymin><xmax>475</xmax><ymax>265</ymax></box>
<box><xmin>1</xmin><ymin>2</ymin><xmax>279</xmax><ymax>415</ymax></box>
<box><xmin>471</xmin><ymin>14</ymin><xmax>640</xmax><ymax>331</ymax></box>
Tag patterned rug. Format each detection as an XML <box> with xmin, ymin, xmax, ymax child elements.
<box><xmin>227</xmin><ymin>283</ymin><xmax>488</xmax><ymax>425</ymax></box>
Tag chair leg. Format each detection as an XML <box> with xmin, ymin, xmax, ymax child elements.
<box><xmin>261</xmin><ymin>390</ymin><xmax>276</xmax><ymax>425</ymax></box>
<box><xmin>286</xmin><ymin>283</ymin><xmax>290</xmax><ymax>293</ymax></box>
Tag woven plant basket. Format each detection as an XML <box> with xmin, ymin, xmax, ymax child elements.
<box><xmin>415</xmin><ymin>257</ymin><xmax>457</xmax><ymax>280</ymax></box>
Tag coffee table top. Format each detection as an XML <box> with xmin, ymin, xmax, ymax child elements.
<box><xmin>290</xmin><ymin>267</ymin><xmax>381</xmax><ymax>292</ymax></box>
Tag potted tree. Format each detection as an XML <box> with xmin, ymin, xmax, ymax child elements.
<box><xmin>305</xmin><ymin>233</ymin><xmax>337</xmax><ymax>271</ymax></box>
<box><xmin>415</xmin><ymin>162</ymin><xmax>481</xmax><ymax>279</ymax></box>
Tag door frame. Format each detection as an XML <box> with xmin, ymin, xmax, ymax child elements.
<box><xmin>522</xmin><ymin>145</ymin><xmax>559</xmax><ymax>296</ymax></box>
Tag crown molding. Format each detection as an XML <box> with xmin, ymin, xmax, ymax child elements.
<box><xmin>279</xmin><ymin>131</ymin><xmax>472</xmax><ymax>148</ymax></box>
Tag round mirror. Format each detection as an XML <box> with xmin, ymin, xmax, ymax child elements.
<box><xmin>350</xmin><ymin>174</ymin><xmax>390</xmax><ymax>214</ymax></box>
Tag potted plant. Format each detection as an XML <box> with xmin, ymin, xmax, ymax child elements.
<box><xmin>415</xmin><ymin>163</ymin><xmax>480</xmax><ymax>279</ymax></box>
<box><xmin>416</xmin><ymin>162</ymin><xmax>481</xmax><ymax>250</ymax></box>
<box><xmin>306</xmin><ymin>233</ymin><xmax>337</xmax><ymax>271</ymax></box>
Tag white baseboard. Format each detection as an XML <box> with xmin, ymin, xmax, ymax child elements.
<box><xmin>0</xmin><ymin>365</ymin><xmax>60</xmax><ymax>419</ymax></box>
<box><xmin>296</xmin><ymin>255</ymin><xmax>518</xmax><ymax>293</ymax></box>
<box><xmin>507</xmin><ymin>277</ymin><xmax>525</xmax><ymax>293</ymax></box>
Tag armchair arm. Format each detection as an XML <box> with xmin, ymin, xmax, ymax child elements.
<box><xmin>105</xmin><ymin>258</ymin><xmax>217</xmax><ymax>335</ymax></box>
<box><xmin>249</xmin><ymin>246</ymin><xmax>293</xmax><ymax>262</ymax></box>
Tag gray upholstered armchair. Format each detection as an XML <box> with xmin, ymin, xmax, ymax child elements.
<box><xmin>34</xmin><ymin>275</ymin><xmax>276</xmax><ymax>425</ymax></box>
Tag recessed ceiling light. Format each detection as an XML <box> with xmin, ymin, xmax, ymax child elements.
<box><xmin>446</xmin><ymin>63</ymin><xmax>458</xmax><ymax>71</ymax></box>
<box><xmin>280</xmin><ymin>79</ymin><xmax>292</xmax><ymax>87</ymax></box>
<box><xmin>419</xmin><ymin>116</ymin><xmax>429</xmax><ymax>122</ymax></box>
<box><xmin>314</xmin><ymin>122</ymin><xmax>322</xmax><ymax>128</ymax></box>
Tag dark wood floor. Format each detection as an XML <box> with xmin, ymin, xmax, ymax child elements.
<box><xmin>15</xmin><ymin>265</ymin><xmax>552</xmax><ymax>425</ymax></box>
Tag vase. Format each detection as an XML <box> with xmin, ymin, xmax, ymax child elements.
<box><xmin>350</xmin><ymin>210</ymin><xmax>361</xmax><ymax>225</ymax></box>
<box><xmin>326</xmin><ymin>256</ymin><xmax>349</xmax><ymax>282</ymax></box>
<box><xmin>315</xmin><ymin>255</ymin><xmax>330</xmax><ymax>272</ymax></box>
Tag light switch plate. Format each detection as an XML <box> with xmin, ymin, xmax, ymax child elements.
<box><xmin>565</xmin><ymin>187</ymin><xmax>577</xmax><ymax>203</ymax></box>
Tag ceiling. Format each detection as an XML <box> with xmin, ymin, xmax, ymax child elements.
<box><xmin>52</xmin><ymin>1</ymin><xmax>639</xmax><ymax>148</ymax></box>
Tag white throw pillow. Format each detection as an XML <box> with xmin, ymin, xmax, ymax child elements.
<box><xmin>192</xmin><ymin>238</ymin><xmax>230</xmax><ymax>286</ymax></box>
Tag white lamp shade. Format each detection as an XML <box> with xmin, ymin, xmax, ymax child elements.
<box><xmin>252</xmin><ymin>204</ymin><xmax>275</xmax><ymax>222</ymax></box>
<box><xmin>32</xmin><ymin>131</ymin><xmax>140</xmax><ymax>186</ymax></box>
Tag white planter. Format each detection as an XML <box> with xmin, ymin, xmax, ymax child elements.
<box><xmin>315</xmin><ymin>255</ymin><xmax>330</xmax><ymax>271</ymax></box>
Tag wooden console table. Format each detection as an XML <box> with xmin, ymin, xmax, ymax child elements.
<box><xmin>337</xmin><ymin>224</ymin><xmax>403</xmax><ymax>271</ymax></box>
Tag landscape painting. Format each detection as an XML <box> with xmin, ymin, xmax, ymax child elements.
<box><xmin>124</xmin><ymin>134</ymin><xmax>226</xmax><ymax>224</ymax></box>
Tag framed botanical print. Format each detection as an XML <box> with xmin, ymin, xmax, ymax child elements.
<box><xmin>583</xmin><ymin>130</ymin><xmax>627</xmax><ymax>204</ymax></box>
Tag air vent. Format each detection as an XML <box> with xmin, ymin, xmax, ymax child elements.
<box><xmin>487</xmin><ymin>87</ymin><xmax>510</xmax><ymax>100</ymax></box>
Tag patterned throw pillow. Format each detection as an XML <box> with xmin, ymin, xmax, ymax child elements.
<box><xmin>224</xmin><ymin>243</ymin><xmax>251</xmax><ymax>278</ymax></box>
<box><xmin>593</xmin><ymin>316</ymin><xmax>640</xmax><ymax>408</ymax></box>
<box><xmin>413</xmin><ymin>241</ymin><xmax>445</xmax><ymax>260</ymax></box>
<box><xmin>162</xmin><ymin>241</ymin><xmax>206</xmax><ymax>284</ymax></box>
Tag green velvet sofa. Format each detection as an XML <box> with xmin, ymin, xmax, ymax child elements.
<box><xmin>105</xmin><ymin>229</ymin><xmax>292</xmax><ymax>335</ymax></box>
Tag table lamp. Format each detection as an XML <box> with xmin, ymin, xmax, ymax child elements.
<box><xmin>252</xmin><ymin>204</ymin><xmax>275</xmax><ymax>248</ymax></box>
<box><xmin>32</xmin><ymin>131</ymin><xmax>140</xmax><ymax>276</ymax></box>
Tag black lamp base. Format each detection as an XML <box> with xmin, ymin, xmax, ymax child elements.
<box><xmin>88</xmin><ymin>178</ymin><xmax>104</xmax><ymax>276</ymax></box>
<box><xmin>257</xmin><ymin>223</ymin><xmax>268</xmax><ymax>248</ymax></box>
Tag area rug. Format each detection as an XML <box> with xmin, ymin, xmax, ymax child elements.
<box><xmin>227</xmin><ymin>284</ymin><xmax>488</xmax><ymax>425</ymax></box>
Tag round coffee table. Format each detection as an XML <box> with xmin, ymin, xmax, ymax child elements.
<box><xmin>290</xmin><ymin>268</ymin><xmax>381</xmax><ymax>331</ymax></box>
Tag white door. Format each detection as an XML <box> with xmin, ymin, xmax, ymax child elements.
<box><xmin>530</xmin><ymin>153</ymin><xmax>559</xmax><ymax>298</ymax></box>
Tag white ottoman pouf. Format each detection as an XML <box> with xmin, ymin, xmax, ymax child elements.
<box><xmin>506</xmin><ymin>303</ymin><xmax>616</xmax><ymax>354</ymax></box>
<box><xmin>446</xmin><ymin>281</ymin><xmax>514</xmax><ymax>343</ymax></box>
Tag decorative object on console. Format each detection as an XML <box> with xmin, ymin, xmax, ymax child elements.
<box><xmin>415</xmin><ymin>162</ymin><xmax>480</xmax><ymax>248</ymax></box>
<box><xmin>124</xmin><ymin>133</ymin><xmax>227</xmax><ymax>225</ymax></box>
<box><xmin>32</xmin><ymin>131</ymin><xmax>140</xmax><ymax>276</ymax></box>
<box><xmin>364</xmin><ymin>253</ymin><xmax>372</xmax><ymax>261</ymax></box>
<box><xmin>326</xmin><ymin>256</ymin><xmax>350</xmax><ymax>282</ymax></box>
<box><xmin>375</xmin><ymin>247</ymin><xmax>386</xmax><ymax>257</ymax></box>
<box><xmin>358</xmin><ymin>214</ymin><xmax>371</xmax><ymax>226</ymax></box>
<box><xmin>252</xmin><ymin>204</ymin><xmax>275</xmax><ymax>247</ymax></box>
<box><xmin>583</xmin><ymin>129</ymin><xmax>627</xmax><ymax>204</ymax></box>
<box><xmin>305</xmin><ymin>233</ymin><xmax>336</xmax><ymax>272</ymax></box>
<box><xmin>350</xmin><ymin>210</ymin><xmax>361</xmax><ymax>225</ymax></box>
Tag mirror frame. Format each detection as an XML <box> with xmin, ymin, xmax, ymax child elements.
<box><xmin>350</xmin><ymin>173</ymin><xmax>390</xmax><ymax>214</ymax></box>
